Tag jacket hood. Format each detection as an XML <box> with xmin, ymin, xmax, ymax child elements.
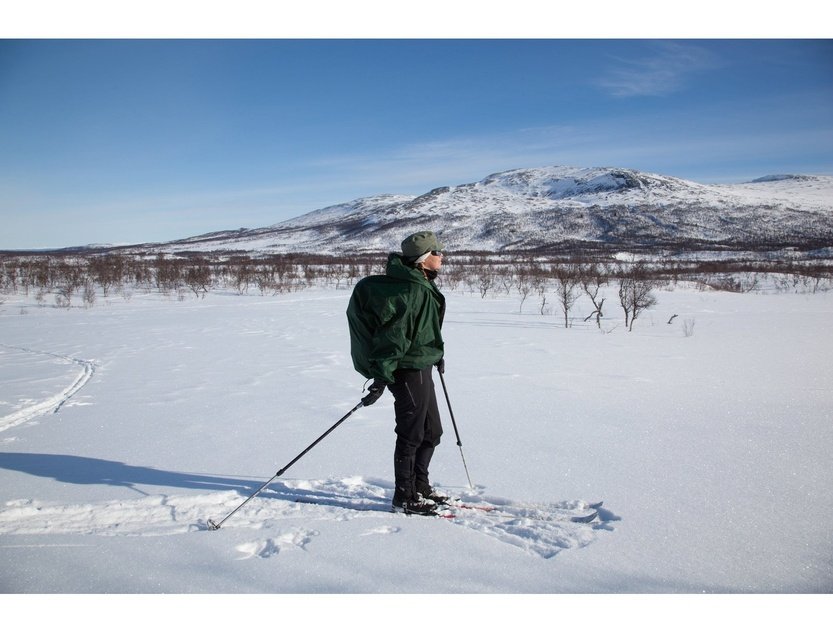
<box><xmin>386</xmin><ymin>253</ymin><xmax>431</xmax><ymax>285</ymax></box>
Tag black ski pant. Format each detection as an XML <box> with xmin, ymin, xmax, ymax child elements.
<box><xmin>387</xmin><ymin>366</ymin><xmax>443</xmax><ymax>498</ymax></box>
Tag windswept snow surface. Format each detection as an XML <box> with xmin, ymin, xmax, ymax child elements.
<box><xmin>1</xmin><ymin>285</ymin><xmax>832</xmax><ymax>594</ymax></box>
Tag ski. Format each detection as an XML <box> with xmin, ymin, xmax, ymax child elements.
<box><xmin>569</xmin><ymin>510</ymin><xmax>599</xmax><ymax>523</ymax></box>
<box><xmin>207</xmin><ymin>494</ymin><xmax>602</xmax><ymax>527</ymax></box>
<box><xmin>441</xmin><ymin>499</ymin><xmax>603</xmax><ymax>523</ymax></box>
<box><xmin>291</xmin><ymin>497</ymin><xmax>455</xmax><ymax>519</ymax></box>
<box><xmin>394</xmin><ymin>508</ymin><xmax>456</xmax><ymax>519</ymax></box>
<box><xmin>289</xmin><ymin>495</ymin><xmax>601</xmax><ymax>523</ymax></box>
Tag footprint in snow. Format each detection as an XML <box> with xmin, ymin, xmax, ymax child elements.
<box><xmin>236</xmin><ymin>539</ymin><xmax>280</xmax><ymax>559</ymax></box>
<box><xmin>235</xmin><ymin>528</ymin><xmax>318</xmax><ymax>559</ymax></box>
<box><xmin>362</xmin><ymin>525</ymin><xmax>400</xmax><ymax>536</ymax></box>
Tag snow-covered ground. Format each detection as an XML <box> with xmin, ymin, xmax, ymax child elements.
<box><xmin>1</xmin><ymin>282</ymin><xmax>831</xmax><ymax>613</ymax></box>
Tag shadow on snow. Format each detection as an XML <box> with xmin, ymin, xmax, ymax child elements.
<box><xmin>0</xmin><ymin>451</ymin><xmax>391</xmax><ymax>510</ymax></box>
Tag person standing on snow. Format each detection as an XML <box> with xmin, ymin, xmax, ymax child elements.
<box><xmin>346</xmin><ymin>231</ymin><xmax>448</xmax><ymax>515</ymax></box>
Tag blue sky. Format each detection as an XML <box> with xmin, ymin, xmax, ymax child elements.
<box><xmin>1</xmin><ymin>38</ymin><xmax>832</xmax><ymax>249</ymax></box>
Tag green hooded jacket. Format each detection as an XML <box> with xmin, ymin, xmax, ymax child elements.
<box><xmin>346</xmin><ymin>253</ymin><xmax>445</xmax><ymax>384</ymax></box>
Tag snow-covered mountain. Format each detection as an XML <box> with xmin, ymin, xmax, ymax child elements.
<box><xmin>152</xmin><ymin>166</ymin><xmax>833</xmax><ymax>254</ymax></box>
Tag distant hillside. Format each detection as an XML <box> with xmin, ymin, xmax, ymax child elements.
<box><xmin>22</xmin><ymin>166</ymin><xmax>833</xmax><ymax>256</ymax></box>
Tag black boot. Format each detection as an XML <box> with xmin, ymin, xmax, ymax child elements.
<box><xmin>392</xmin><ymin>451</ymin><xmax>437</xmax><ymax>515</ymax></box>
<box><xmin>414</xmin><ymin>444</ymin><xmax>449</xmax><ymax>504</ymax></box>
<box><xmin>391</xmin><ymin>487</ymin><xmax>438</xmax><ymax>515</ymax></box>
<box><xmin>415</xmin><ymin>480</ymin><xmax>449</xmax><ymax>504</ymax></box>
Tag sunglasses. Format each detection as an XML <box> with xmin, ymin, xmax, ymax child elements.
<box><xmin>430</xmin><ymin>250</ymin><xmax>444</xmax><ymax>256</ymax></box>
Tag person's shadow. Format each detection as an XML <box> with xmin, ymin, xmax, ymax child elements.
<box><xmin>0</xmin><ymin>452</ymin><xmax>259</xmax><ymax>495</ymax></box>
<box><xmin>0</xmin><ymin>452</ymin><xmax>390</xmax><ymax>511</ymax></box>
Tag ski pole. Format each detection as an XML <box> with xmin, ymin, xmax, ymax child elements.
<box><xmin>438</xmin><ymin>372</ymin><xmax>474</xmax><ymax>490</ymax></box>
<box><xmin>207</xmin><ymin>401</ymin><xmax>364</xmax><ymax>531</ymax></box>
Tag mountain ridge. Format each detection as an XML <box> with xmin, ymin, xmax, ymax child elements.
<box><xmin>161</xmin><ymin>165</ymin><xmax>833</xmax><ymax>255</ymax></box>
<box><xmin>25</xmin><ymin>165</ymin><xmax>833</xmax><ymax>256</ymax></box>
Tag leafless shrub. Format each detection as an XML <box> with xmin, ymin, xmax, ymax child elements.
<box><xmin>478</xmin><ymin>271</ymin><xmax>495</xmax><ymax>298</ymax></box>
<box><xmin>82</xmin><ymin>282</ymin><xmax>96</xmax><ymax>308</ymax></box>
<box><xmin>552</xmin><ymin>263</ymin><xmax>580</xmax><ymax>328</ymax></box>
<box><xmin>580</xmin><ymin>263</ymin><xmax>609</xmax><ymax>328</ymax></box>
<box><xmin>617</xmin><ymin>263</ymin><xmax>658</xmax><ymax>331</ymax></box>
<box><xmin>185</xmin><ymin>258</ymin><xmax>212</xmax><ymax>298</ymax></box>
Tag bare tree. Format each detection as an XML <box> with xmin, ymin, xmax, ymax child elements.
<box><xmin>552</xmin><ymin>263</ymin><xmax>580</xmax><ymax>328</ymax></box>
<box><xmin>155</xmin><ymin>254</ymin><xmax>183</xmax><ymax>293</ymax></box>
<box><xmin>618</xmin><ymin>263</ymin><xmax>657</xmax><ymax>331</ymax></box>
<box><xmin>513</xmin><ymin>261</ymin><xmax>540</xmax><ymax>314</ymax></box>
<box><xmin>442</xmin><ymin>264</ymin><xmax>462</xmax><ymax>291</ymax></box>
<box><xmin>90</xmin><ymin>255</ymin><xmax>125</xmax><ymax>296</ymax></box>
<box><xmin>533</xmin><ymin>278</ymin><xmax>549</xmax><ymax>315</ymax></box>
<box><xmin>185</xmin><ymin>257</ymin><xmax>212</xmax><ymax>298</ymax></box>
<box><xmin>82</xmin><ymin>281</ymin><xmax>97</xmax><ymax>308</ymax></box>
<box><xmin>580</xmin><ymin>263</ymin><xmax>609</xmax><ymax>328</ymax></box>
<box><xmin>254</xmin><ymin>265</ymin><xmax>276</xmax><ymax>295</ymax></box>
<box><xmin>477</xmin><ymin>271</ymin><xmax>495</xmax><ymax>298</ymax></box>
<box><xmin>1</xmin><ymin>260</ymin><xmax>18</xmax><ymax>294</ymax></box>
<box><xmin>55</xmin><ymin>259</ymin><xmax>86</xmax><ymax>307</ymax></box>
<box><xmin>228</xmin><ymin>256</ymin><xmax>253</xmax><ymax>294</ymax></box>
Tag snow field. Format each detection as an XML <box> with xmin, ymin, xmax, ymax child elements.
<box><xmin>0</xmin><ymin>283</ymin><xmax>831</xmax><ymax>603</ymax></box>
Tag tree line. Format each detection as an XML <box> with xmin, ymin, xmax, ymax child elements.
<box><xmin>2</xmin><ymin>250</ymin><xmax>832</xmax><ymax>330</ymax></box>
<box><xmin>0</xmin><ymin>252</ymin><xmax>384</xmax><ymax>305</ymax></box>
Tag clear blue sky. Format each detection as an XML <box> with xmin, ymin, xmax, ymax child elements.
<box><xmin>1</xmin><ymin>38</ymin><xmax>832</xmax><ymax>249</ymax></box>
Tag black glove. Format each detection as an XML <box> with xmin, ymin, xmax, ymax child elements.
<box><xmin>435</xmin><ymin>358</ymin><xmax>445</xmax><ymax>374</ymax></box>
<box><xmin>361</xmin><ymin>379</ymin><xmax>387</xmax><ymax>406</ymax></box>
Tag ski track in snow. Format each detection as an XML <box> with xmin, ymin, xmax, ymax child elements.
<box><xmin>0</xmin><ymin>344</ymin><xmax>96</xmax><ymax>433</ymax></box>
<box><xmin>0</xmin><ymin>476</ymin><xmax>612</xmax><ymax>559</ymax></box>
